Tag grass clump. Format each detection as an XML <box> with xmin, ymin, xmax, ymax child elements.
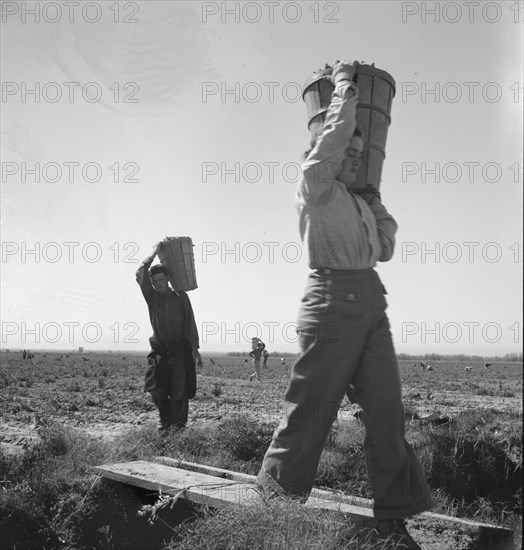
<box><xmin>167</xmin><ymin>499</ymin><xmax>375</xmax><ymax>550</ymax></box>
<box><xmin>0</xmin><ymin>422</ymin><xmax>164</xmax><ymax>549</ymax></box>
<box><xmin>0</xmin><ymin>497</ymin><xmax>61</xmax><ymax>550</ymax></box>
<box><xmin>153</xmin><ymin>423</ymin><xmax>217</xmax><ymax>461</ymax></box>
<box><xmin>216</xmin><ymin>415</ymin><xmax>275</xmax><ymax>464</ymax></box>
<box><xmin>316</xmin><ymin>420</ymin><xmax>370</xmax><ymax>498</ymax></box>
<box><xmin>420</xmin><ymin>410</ymin><xmax>522</xmax><ymax>512</ymax></box>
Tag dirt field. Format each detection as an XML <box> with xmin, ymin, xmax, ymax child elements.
<box><xmin>1</xmin><ymin>350</ymin><xmax>522</xmax><ymax>454</ymax></box>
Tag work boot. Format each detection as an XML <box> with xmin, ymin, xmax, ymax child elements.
<box><xmin>252</xmin><ymin>483</ymin><xmax>304</xmax><ymax>505</ymax></box>
<box><xmin>373</xmin><ymin>519</ymin><xmax>423</xmax><ymax>550</ymax></box>
<box><xmin>253</xmin><ymin>483</ymin><xmax>282</xmax><ymax>503</ymax></box>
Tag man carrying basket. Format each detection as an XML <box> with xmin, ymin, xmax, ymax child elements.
<box><xmin>256</xmin><ymin>60</ymin><xmax>434</xmax><ymax>549</ymax></box>
<box><xmin>136</xmin><ymin>242</ymin><xmax>202</xmax><ymax>432</ymax></box>
<box><xmin>249</xmin><ymin>337</ymin><xmax>266</xmax><ymax>382</ymax></box>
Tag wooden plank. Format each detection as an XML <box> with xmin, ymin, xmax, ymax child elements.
<box><xmin>94</xmin><ymin>460</ymin><xmax>258</xmax><ymax>509</ymax></box>
<box><xmin>93</xmin><ymin>460</ymin><xmax>373</xmax><ymax>520</ymax></box>
<box><xmin>154</xmin><ymin>457</ymin><xmax>254</xmax><ymax>482</ymax></box>
<box><xmin>153</xmin><ymin>456</ymin><xmax>515</xmax><ymax>543</ymax></box>
<box><xmin>154</xmin><ymin>456</ymin><xmax>373</xmax><ymax>508</ymax></box>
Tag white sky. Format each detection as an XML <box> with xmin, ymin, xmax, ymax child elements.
<box><xmin>1</xmin><ymin>0</ymin><xmax>522</xmax><ymax>355</ymax></box>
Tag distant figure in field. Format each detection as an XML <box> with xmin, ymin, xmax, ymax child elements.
<box><xmin>136</xmin><ymin>242</ymin><xmax>202</xmax><ymax>432</ymax></box>
<box><xmin>280</xmin><ymin>357</ymin><xmax>286</xmax><ymax>367</ymax></box>
<box><xmin>209</xmin><ymin>358</ymin><xmax>216</xmax><ymax>366</ymax></box>
<box><xmin>249</xmin><ymin>337</ymin><xmax>266</xmax><ymax>382</ymax></box>
<box><xmin>22</xmin><ymin>350</ymin><xmax>27</xmax><ymax>360</ymax></box>
<box><xmin>262</xmin><ymin>349</ymin><xmax>269</xmax><ymax>368</ymax></box>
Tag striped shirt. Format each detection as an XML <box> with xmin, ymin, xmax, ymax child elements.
<box><xmin>296</xmin><ymin>80</ymin><xmax>398</xmax><ymax>270</ymax></box>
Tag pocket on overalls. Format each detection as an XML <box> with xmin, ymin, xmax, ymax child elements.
<box><xmin>329</xmin><ymin>288</ymin><xmax>363</xmax><ymax>318</ymax></box>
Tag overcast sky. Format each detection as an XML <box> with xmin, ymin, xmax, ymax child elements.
<box><xmin>1</xmin><ymin>0</ymin><xmax>522</xmax><ymax>356</ymax></box>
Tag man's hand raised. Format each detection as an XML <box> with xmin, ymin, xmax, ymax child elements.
<box><xmin>331</xmin><ymin>59</ymin><xmax>357</xmax><ymax>85</ymax></box>
<box><xmin>153</xmin><ymin>241</ymin><xmax>163</xmax><ymax>257</ymax></box>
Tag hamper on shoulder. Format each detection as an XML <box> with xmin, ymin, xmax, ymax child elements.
<box><xmin>157</xmin><ymin>237</ymin><xmax>198</xmax><ymax>292</ymax></box>
<box><xmin>302</xmin><ymin>62</ymin><xmax>396</xmax><ymax>192</ymax></box>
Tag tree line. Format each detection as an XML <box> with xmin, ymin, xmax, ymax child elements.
<box><xmin>227</xmin><ymin>351</ymin><xmax>522</xmax><ymax>362</ymax></box>
<box><xmin>396</xmin><ymin>352</ymin><xmax>522</xmax><ymax>362</ymax></box>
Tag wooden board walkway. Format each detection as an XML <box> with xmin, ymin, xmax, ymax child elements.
<box><xmin>93</xmin><ymin>458</ymin><xmax>515</xmax><ymax>549</ymax></box>
<box><xmin>93</xmin><ymin>459</ymin><xmax>374</xmax><ymax>520</ymax></box>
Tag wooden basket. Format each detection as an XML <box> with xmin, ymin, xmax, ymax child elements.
<box><xmin>302</xmin><ymin>62</ymin><xmax>396</xmax><ymax>191</ymax></box>
<box><xmin>302</xmin><ymin>67</ymin><xmax>335</xmax><ymax>145</ymax></box>
<box><xmin>157</xmin><ymin>237</ymin><xmax>198</xmax><ymax>292</ymax></box>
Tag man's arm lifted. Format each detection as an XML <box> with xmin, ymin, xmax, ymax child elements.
<box><xmin>136</xmin><ymin>242</ymin><xmax>162</xmax><ymax>300</ymax></box>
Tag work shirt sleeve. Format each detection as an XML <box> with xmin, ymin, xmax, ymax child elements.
<box><xmin>136</xmin><ymin>257</ymin><xmax>155</xmax><ymax>302</ymax></box>
<box><xmin>181</xmin><ymin>292</ymin><xmax>200</xmax><ymax>350</ymax></box>
<box><xmin>368</xmin><ymin>198</ymin><xmax>398</xmax><ymax>262</ymax></box>
<box><xmin>300</xmin><ymin>81</ymin><xmax>358</xmax><ymax>205</ymax></box>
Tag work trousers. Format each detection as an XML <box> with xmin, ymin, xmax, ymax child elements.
<box><xmin>149</xmin><ymin>351</ymin><xmax>189</xmax><ymax>430</ymax></box>
<box><xmin>250</xmin><ymin>358</ymin><xmax>262</xmax><ymax>381</ymax></box>
<box><xmin>256</xmin><ymin>268</ymin><xmax>434</xmax><ymax>519</ymax></box>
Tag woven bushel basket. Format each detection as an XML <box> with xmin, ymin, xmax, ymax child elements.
<box><xmin>157</xmin><ymin>237</ymin><xmax>198</xmax><ymax>292</ymax></box>
<box><xmin>302</xmin><ymin>62</ymin><xmax>396</xmax><ymax>192</ymax></box>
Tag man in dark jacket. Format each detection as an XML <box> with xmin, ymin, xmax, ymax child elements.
<box><xmin>136</xmin><ymin>242</ymin><xmax>202</xmax><ymax>431</ymax></box>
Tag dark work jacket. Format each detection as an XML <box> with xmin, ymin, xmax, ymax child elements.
<box><xmin>136</xmin><ymin>260</ymin><xmax>200</xmax><ymax>351</ymax></box>
<box><xmin>137</xmin><ymin>258</ymin><xmax>199</xmax><ymax>398</ymax></box>
<box><xmin>147</xmin><ymin>336</ymin><xmax>197</xmax><ymax>399</ymax></box>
